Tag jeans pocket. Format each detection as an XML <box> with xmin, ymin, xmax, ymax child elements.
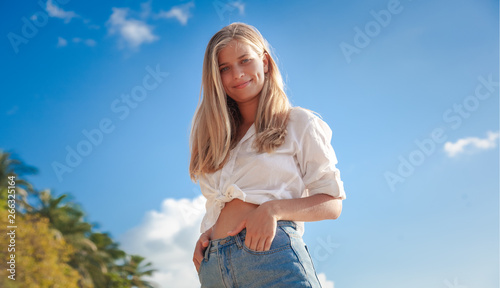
<box><xmin>242</xmin><ymin>226</ymin><xmax>291</xmax><ymax>255</ymax></box>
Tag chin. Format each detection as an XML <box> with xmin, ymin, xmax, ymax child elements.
<box><xmin>234</xmin><ymin>93</ymin><xmax>261</xmax><ymax>101</ymax></box>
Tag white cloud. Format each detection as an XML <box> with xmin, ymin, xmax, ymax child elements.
<box><xmin>106</xmin><ymin>7</ymin><xmax>158</xmax><ymax>49</ymax></box>
<box><xmin>318</xmin><ymin>272</ymin><xmax>335</xmax><ymax>288</ymax></box>
<box><xmin>57</xmin><ymin>36</ymin><xmax>67</xmax><ymax>47</ymax></box>
<box><xmin>87</xmin><ymin>24</ymin><xmax>100</xmax><ymax>30</ymax></box>
<box><xmin>444</xmin><ymin>131</ymin><xmax>499</xmax><ymax>157</ymax></box>
<box><xmin>69</xmin><ymin>37</ymin><xmax>96</xmax><ymax>47</ymax></box>
<box><xmin>155</xmin><ymin>2</ymin><xmax>195</xmax><ymax>26</ymax></box>
<box><xmin>140</xmin><ymin>0</ymin><xmax>153</xmax><ymax>19</ymax></box>
<box><xmin>45</xmin><ymin>0</ymin><xmax>79</xmax><ymax>23</ymax></box>
<box><xmin>119</xmin><ymin>195</ymin><xmax>206</xmax><ymax>288</ymax></box>
<box><xmin>83</xmin><ymin>18</ymin><xmax>101</xmax><ymax>30</ymax></box>
<box><xmin>84</xmin><ymin>39</ymin><xmax>96</xmax><ymax>47</ymax></box>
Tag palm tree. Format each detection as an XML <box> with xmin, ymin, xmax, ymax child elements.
<box><xmin>121</xmin><ymin>255</ymin><xmax>158</xmax><ymax>288</ymax></box>
<box><xmin>0</xmin><ymin>150</ymin><xmax>38</xmax><ymax>212</ymax></box>
<box><xmin>0</xmin><ymin>150</ymin><xmax>159</xmax><ymax>287</ymax></box>
<box><xmin>88</xmin><ymin>231</ymin><xmax>127</xmax><ymax>287</ymax></box>
<box><xmin>31</xmin><ymin>189</ymin><xmax>102</xmax><ymax>288</ymax></box>
<box><xmin>29</xmin><ymin>189</ymin><xmax>157</xmax><ymax>288</ymax></box>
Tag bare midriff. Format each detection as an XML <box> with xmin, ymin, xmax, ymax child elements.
<box><xmin>210</xmin><ymin>124</ymin><xmax>258</xmax><ymax>240</ymax></box>
<box><xmin>210</xmin><ymin>198</ymin><xmax>259</xmax><ymax>240</ymax></box>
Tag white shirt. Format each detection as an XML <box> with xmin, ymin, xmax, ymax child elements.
<box><xmin>198</xmin><ymin>106</ymin><xmax>346</xmax><ymax>236</ymax></box>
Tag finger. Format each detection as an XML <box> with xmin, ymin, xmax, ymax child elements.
<box><xmin>194</xmin><ymin>253</ymin><xmax>202</xmax><ymax>264</ymax></box>
<box><xmin>195</xmin><ymin>241</ymin><xmax>206</xmax><ymax>259</ymax></box>
<box><xmin>255</xmin><ymin>238</ymin><xmax>265</xmax><ymax>252</ymax></box>
<box><xmin>199</xmin><ymin>239</ymin><xmax>208</xmax><ymax>249</ymax></box>
<box><xmin>200</xmin><ymin>234</ymin><xmax>210</xmax><ymax>247</ymax></box>
<box><xmin>195</xmin><ymin>262</ymin><xmax>200</xmax><ymax>274</ymax></box>
<box><xmin>265</xmin><ymin>230</ymin><xmax>276</xmax><ymax>251</ymax></box>
<box><xmin>193</xmin><ymin>257</ymin><xmax>200</xmax><ymax>269</ymax></box>
<box><xmin>245</xmin><ymin>237</ymin><xmax>252</xmax><ymax>250</ymax></box>
<box><xmin>250</xmin><ymin>239</ymin><xmax>260</xmax><ymax>251</ymax></box>
<box><xmin>227</xmin><ymin>220</ymin><xmax>247</xmax><ymax>236</ymax></box>
<box><xmin>194</xmin><ymin>243</ymin><xmax>202</xmax><ymax>258</ymax></box>
<box><xmin>263</xmin><ymin>237</ymin><xmax>273</xmax><ymax>251</ymax></box>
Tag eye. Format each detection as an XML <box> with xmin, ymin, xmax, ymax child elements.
<box><xmin>242</xmin><ymin>58</ymin><xmax>251</xmax><ymax>63</ymax></box>
<box><xmin>220</xmin><ymin>66</ymin><xmax>229</xmax><ymax>73</ymax></box>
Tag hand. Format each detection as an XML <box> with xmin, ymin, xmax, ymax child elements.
<box><xmin>193</xmin><ymin>227</ymin><xmax>212</xmax><ymax>273</ymax></box>
<box><xmin>226</xmin><ymin>203</ymin><xmax>278</xmax><ymax>252</ymax></box>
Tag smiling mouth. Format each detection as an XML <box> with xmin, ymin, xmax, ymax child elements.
<box><xmin>234</xmin><ymin>80</ymin><xmax>251</xmax><ymax>89</ymax></box>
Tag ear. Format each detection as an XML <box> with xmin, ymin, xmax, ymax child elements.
<box><xmin>263</xmin><ymin>52</ymin><xmax>269</xmax><ymax>74</ymax></box>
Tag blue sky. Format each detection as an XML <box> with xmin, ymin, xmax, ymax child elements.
<box><xmin>1</xmin><ymin>0</ymin><xmax>498</xmax><ymax>287</ymax></box>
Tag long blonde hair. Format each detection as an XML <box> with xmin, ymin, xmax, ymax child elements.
<box><xmin>189</xmin><ymin>23</ymin><xmax>292</xmax><ymax>182</ymax></box>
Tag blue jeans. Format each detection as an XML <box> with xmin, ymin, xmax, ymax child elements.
<box><xmin>198</xmin><ymin>220</ymin><xmax>322</xmax><ymax>288</ymax></box>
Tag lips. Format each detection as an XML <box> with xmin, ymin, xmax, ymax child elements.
<box><xmin>234</xmin><ymin>79</ymin><xmax>251</xmax><ymax>89</ymax></box>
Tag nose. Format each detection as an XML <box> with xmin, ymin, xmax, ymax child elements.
<box><xmin>232</xmin><ymin>65</ymin><xmax>244</xmax><ymax>79</ymax></box>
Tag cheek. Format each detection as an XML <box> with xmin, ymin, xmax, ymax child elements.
<box><xmin>250</xmin><ymin>63</ymin><xmax>264</xmax><ymax>78</ymax></box>
<box><xmin>220</xmin><ymin>73</ymin><xmax>231</xmax><ymax>89</ymax></box>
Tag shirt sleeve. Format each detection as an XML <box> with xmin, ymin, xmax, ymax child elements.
<box><xmin>295</xmin><ymin>115</ymin><xmax>346</xmax><ymax>199</ymax></box>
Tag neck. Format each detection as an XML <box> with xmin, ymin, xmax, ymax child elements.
<box><xmin>237</xmin><ymin>95</ymin><xmax>259</xmax><ymax>125</ymax></box>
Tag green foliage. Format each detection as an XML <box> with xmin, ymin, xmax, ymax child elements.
<box><xmin>0</xmin><ymin>150</ymin><xmax>157</xmax><ymax>287</ymax></box>
<box><xmin>0</xmin><ymin>210</ymin><xmax>81</xmax><ymax>287</ymax></box>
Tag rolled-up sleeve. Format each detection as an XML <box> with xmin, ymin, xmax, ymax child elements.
<box><xmin>296</xmin><ymin>116</ymin><xmax>346</xmax><ymax>200</ymax></box>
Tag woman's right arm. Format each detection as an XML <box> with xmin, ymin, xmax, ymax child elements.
<box><xmin>193</xmin><ymin>226</ymin><xmax>213</xmax><ymax>273</ymax></box>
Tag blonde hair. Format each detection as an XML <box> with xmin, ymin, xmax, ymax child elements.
<box><xmin>189</xmin><ymin>22</ymin><xmax>292</xmax><ymax>182</ymax></box>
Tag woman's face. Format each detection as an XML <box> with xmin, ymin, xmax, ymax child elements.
<box><xmin>217</xmin><ymin>39</ymin><xmax>268</xmax><ymax>105</ymax></box>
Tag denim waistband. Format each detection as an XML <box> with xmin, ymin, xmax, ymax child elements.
<box><xmin>203</xmin><ymin>220</ymin><xmax>297</xmax><ymax>260</ymax></box>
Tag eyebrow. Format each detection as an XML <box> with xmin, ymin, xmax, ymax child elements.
<box><xmin>219</xmin><ymin>53</ymin><xmax>250</xmax><ymax>67</ymax></box>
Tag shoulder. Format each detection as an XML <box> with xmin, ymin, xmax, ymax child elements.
<box><xmin>289</xmin><ymin>106</ymin><xmax>326</xmax><ymax>130</ymax></box>
<box><xmin>288</xmin><ymin>106</ymin><xmax>332</xmax><ymax>141</ymax></box>
<box><xmin>289</xmin><ymin>106</ymin><xmax>316</xmax><ymax>123</ymax></box>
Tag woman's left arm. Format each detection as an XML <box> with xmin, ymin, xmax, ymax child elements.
<box><xmin>226</xmin><ymin>194</ymin><xmax>342</xmax><ymax>252</ymax></box>
<box><xmin>264</xmin><ymin>193</ymin><xmax>342</xmax><ymax>222</ymax></box>
<box><xmin>227</xmin><ymin>112</ymin><xmax>346</xmax><ymax>251</ymax></box>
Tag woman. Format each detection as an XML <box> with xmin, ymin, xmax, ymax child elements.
<box><xmin>189</xmin><ymin>22</ymin><xmax>346</xmax><ymax>287</ymax></box>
